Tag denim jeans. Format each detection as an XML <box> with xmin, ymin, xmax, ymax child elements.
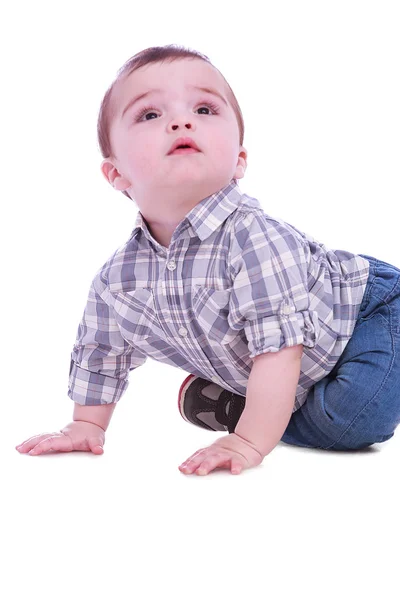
<box><xmin>281</xmin><ymin>254</ymin><xmax>400</xmax><ymax>450</ymax></box>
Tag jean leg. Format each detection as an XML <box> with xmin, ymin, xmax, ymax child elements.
<box><xmin>281</xmin><ymin>256</ymin><xmax>400</xmax><ymax>450</ymax></box>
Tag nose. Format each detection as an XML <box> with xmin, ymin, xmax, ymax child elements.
<box><xmin>168</xmin><ymin>114</ymin><xmax>195</xmax><ymax>132</ymax></box>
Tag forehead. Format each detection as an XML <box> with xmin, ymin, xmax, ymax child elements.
<box><xmin>112</xmin><ymin>58</ymin><xmax>227</xmax><ymax>112</ymax></box>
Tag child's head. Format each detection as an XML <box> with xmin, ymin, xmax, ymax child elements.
<box><xmin>98</xmin><ymin>44</ymin><xmax>247</xmax><ymax>218</ymax></box>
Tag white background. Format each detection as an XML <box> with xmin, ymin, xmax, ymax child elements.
<box><xmin>2</xmin><ymin>1</ymin><xmax>399</xmax><ymax>598</ymax></box>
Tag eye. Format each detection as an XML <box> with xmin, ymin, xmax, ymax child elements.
<box><xmin>133</xmin><ymin>100</ymin><xmax>220</xmax><ymax>123</ymax></box>
<box><xmin>196</xmin><ymin>102</ymin><xmax>220</xmax><ymax>115</ymax></box>
<box><xmin>134</xmin><ymin>106</ymin><xmax>159</xmax><ymax>122</ymax></box>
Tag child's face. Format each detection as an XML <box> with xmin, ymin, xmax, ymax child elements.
<box><xmin>101</xmin><ymin>59</ymin><xmax>247</xmax><ymax>216</ymax></box>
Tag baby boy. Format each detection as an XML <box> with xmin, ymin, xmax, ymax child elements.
<box><xmin>16</xmin><ymin>44</ymin><xmax>376</xmax><ymax>474</ymax></box>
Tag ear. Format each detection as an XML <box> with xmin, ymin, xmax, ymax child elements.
<box><xmin>100</xmin><ymin>158</ymin><xmax>131</xmax><ymax>191</ymax></box>
<box><xmin>234</xmin><ymin>147</ymin><xmax>248</xmax><ymax>180</ymax></box>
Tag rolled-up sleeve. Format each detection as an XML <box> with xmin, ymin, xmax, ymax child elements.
<box><xmin>228</xmin><ymin>211</ymin><xmax>320</xmax><ymax>358</ymax></box>
<box><xmin>68</xmin><ymin>272</ymin><xmax>147</xmax><ymax>405</ymax></box>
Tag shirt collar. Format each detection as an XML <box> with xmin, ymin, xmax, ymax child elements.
<box><xmin>129</xmin><ymin>178</ymin><xmax>244</xmax><ymax>244</ymax></box>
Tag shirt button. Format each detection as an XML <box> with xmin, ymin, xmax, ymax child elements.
<box><xmin>282</xmin><ymin>305</ymin><xmax>293</xmax><ymax>315</ymax></box>
<box><xmin>167</xmin><ymin>261</ymin><xmax>176</xmax><ymax>271</ymax></box>
<box><xmin>178</xmin><ymin>327</ymin><xmax>188</xmax><ymax>337</ymax></box>
<box><xmin>211</xmin><ymin>376</ymin><xmax>219</xmax><ymax>383</ymax></box>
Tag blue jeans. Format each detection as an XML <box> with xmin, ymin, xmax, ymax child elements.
<box><xmin>281</xmin><ymin>254</ymin><xmax>400</xmax><ymax>450</ymax></box>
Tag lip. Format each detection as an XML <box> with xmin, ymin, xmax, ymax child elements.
<box><xmin>168</xmin><ymin>137</ymin><xmax>201</xmax><ymax>155</ymax></box>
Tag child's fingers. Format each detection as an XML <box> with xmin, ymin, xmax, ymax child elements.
<box><xmin>27</xmin><ymin>434</ymin><xmax>73</xmax><ymax>455</ymax></box>
<box><xmin>16</xmin><ymin>434</ymin><xmax>57</xmax><ymax>453</ymax></box>
<box><xmin>230</xmin><ymin>459</ymin><xmax>243</xmax><ymax>475</ymax></box>
<box><xmin>195</xmin><ymin>452</ymin><xmax>232</xmax><ymax>475</ymax></box>
<box><xmin>179</xmin><ymin>448</ymin><xmax>206</xmax><ymax>470</ymax></box>
<box><xmin>87</xmin><ymin>437</ymin><xmax>104</xmax><ymax>454</ymax></box>
<box><xmin>179</xmin><ymin>449</ymin><xmax>207</xmax><ymax>473</ymax></box>
<box><xmin>183</xmin><ymin>448</ymin><xmax>207</xmax><ymax>463</ymax></box>
<box><xmin>180</xmin><ymin>451</ymin><xmax>245</xmax><ymax>475</ymax></box>
<box><xmin>180</xmin><ymin>450</ymin><xmax>232</xmax><ymax>475</ymax></box>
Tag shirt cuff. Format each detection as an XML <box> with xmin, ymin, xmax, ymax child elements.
<box><xmin>245</xmin><ymin>304</ymin><xmax>320</xmax><ymax>358</ymax></box>
<box><xmin>67</xmin><ymin>360</ymin><xmax>129</xmax><ymax>405</ymax></box>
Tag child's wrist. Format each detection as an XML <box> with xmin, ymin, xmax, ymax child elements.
<box><xmin>73</xmin><ymin>402</ymin><xmax>117</xmax><ymax>432</ymax></box>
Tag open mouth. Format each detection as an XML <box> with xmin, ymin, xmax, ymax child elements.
<box><xmin>168</xmin><ymin>138</ymin><xmax>201</xmax><ymax>154</ymax></box>
<box><xmin>170</xmin><ymin>146</ymin><xmax>200</xmax><ymax>155</ymax></box>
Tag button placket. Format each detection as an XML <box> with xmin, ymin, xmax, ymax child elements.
<box><xmin>164</xmin><ymin>258</ymin><xmax>225</xmax><ymax>386</ymax></box>
<box><xmin>164</xmin><ymin>257</ymin><xmax>188</xmax><ymax>341</ymax></box>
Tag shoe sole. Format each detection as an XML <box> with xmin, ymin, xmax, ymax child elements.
<box><xmin>178</xmin><ymin>374</ymin><xmax>197</xmax><ymax>423</ymax></box>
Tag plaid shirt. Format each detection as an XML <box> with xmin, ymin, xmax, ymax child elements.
<box><xmin>68</xmin><ymin>179</ymin><xmax>369</xmax><ymax>412</ymax></box>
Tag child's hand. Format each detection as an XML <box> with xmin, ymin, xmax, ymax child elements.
<box><xmin>15</xmin><ymin>421</ymin><xmax>105</xmax><ymax>456</ymax></box>
<box><xmin>178</xmin><ymin>432</ymin><xmax>264</xmax><ymax>476</ymax></box>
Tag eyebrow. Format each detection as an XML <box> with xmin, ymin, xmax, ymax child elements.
<box><xmin>120</xmin><ymin>85</ymin><xmax>228</xmax><ymax>119</ymax></box>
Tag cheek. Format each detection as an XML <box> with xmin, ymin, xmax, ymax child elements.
<box><xmin>211</xmin><ymin>136</ymin><xmax>238</xmax><ymax>167</ymax></box>
<box><xmin>211</xmin><ymin>123</ymin><xmax>238</xmax><ymax>152</ymax></box>
<box><xmin>121</xmin><ymin>139</ymin><xmax>158</xmax><ymax>175</ymax></box>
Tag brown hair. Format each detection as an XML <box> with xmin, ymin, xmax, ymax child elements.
<box><xmin>97</xmin><ymin>44</ymin><xmax>245</xmax><ymax>199</ymax></box>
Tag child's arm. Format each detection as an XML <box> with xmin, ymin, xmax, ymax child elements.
<box><xmin>234</xmin><ymin>344</ymin><xmax>303</xmax><ymax>457</ymax></box>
